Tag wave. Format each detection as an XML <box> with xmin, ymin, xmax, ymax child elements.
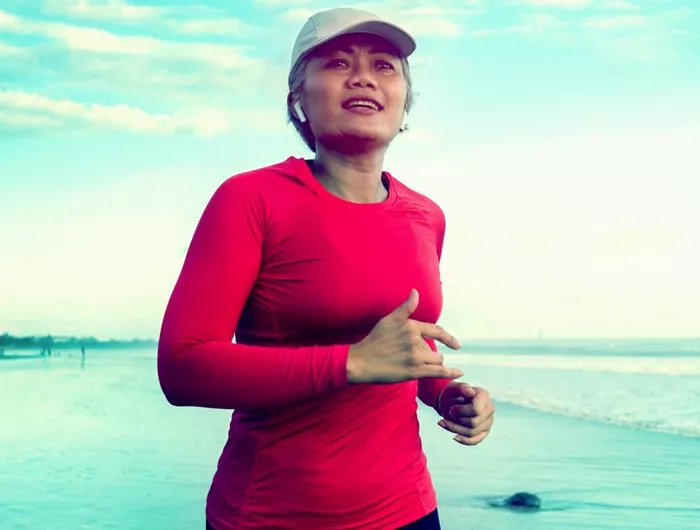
<box><xmin>442</xmin><ymin>352</ymin><xmax>700</xmax><ymax>438</ymax></box>
<box><xmin>456</xmin><ymin>338</ymin><xmax>700</xmax><ymax>358</ymax></box>
<box><xmin>492</xmin><ymin>392</ymin><xmax>700</xmax><ymax>439</ymax></box>
<box><xmin>446</xmin><ymin>353</ymin><xmax>700</xmax><ymax>376</ymax></box>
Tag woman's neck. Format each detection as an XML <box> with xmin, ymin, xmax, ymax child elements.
<box><xmin>311</xmin><ymin>146</ymin><xmax>388</xmax><ymax>204</ymax></box>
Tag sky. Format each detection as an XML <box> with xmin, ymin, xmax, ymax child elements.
<box><xmin>0</xmin><ymin>0</ymin><xmax>698</xmax><ymax>341</ymax></box>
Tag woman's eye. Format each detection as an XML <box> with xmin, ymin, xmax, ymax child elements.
<box><xmin>376</xmin><ymin>60</ymin><xmax>396</xmax><ymax>70</ymax></box>
<box><xmin>326</xmin><ymin>58</ymin><xmax>349</xmax><ymax>68</ymax></box>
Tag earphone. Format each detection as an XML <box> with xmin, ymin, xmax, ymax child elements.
<box><xmin>294</xmin><ymin>101</ymin><xmax>307</xmax><ymax>123</ymax></box>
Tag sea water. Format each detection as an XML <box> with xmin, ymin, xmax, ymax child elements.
<box><xmin>447</xmin><ymin>338</ymin><xmax>700</xmax><ymax>439</ymax></box>
<box><xmin>1</xmin><ymin>340</ymin><xmax>699</xmax><ymax>529</ymax></box>
<box><xmin>438</xmin><ymin>339</ymin><xmax>700</xmax><ymax>529</ymax></box>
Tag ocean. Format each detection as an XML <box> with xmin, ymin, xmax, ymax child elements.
<box><xmin>1</xmin><ymin>340</ymin><xmax>699</xmax><ymax>529</ymax></box>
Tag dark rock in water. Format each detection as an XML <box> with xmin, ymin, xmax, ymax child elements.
<box><xmin>504</xmin><ymin>492</ymin><xmax>541</xmax><ymax>510</ymax></box>
<box><xmin>484</xmin><ymin>491</ymin><xmax>543</xmax><ymax>512</ymax></box>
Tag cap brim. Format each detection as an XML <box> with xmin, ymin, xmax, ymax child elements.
<box><xmin>332</xmin><ymin>20</ymin><xmax>416</xmax><ymax>58</ymax></box>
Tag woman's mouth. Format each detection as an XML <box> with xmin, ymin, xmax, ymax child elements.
<box><xmin>342</xmin><ymin>97</ymin><xmax>383</xmax><ymax>113</ymax></box>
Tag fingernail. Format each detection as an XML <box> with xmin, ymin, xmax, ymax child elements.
<box><xmin>438</xmin><ymin>420</ymin><xmax>447</xmax><ymax>429</ymax></box>
<box><xmin>454</xmin><ymin>435</ymin><xmax>463</xmax><ymax>443</ymax></box>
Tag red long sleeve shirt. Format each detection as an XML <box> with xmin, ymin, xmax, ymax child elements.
<box><xmin>157</xmin><ymin>156</ymin><xmax>452</xmax><ymax>530</ymax></box>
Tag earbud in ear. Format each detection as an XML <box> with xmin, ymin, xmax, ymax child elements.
<box><xmin>399</xmin><ymin>113</ymin><xmax>407</xmax><ymax>132</ymax></box>
<box><xmin>294</xmin><ymin>101</ymin><xmax>306</xmax><ymax>123</ymax></box>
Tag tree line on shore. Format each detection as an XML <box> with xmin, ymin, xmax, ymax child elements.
<box><xmin>0</xmin><ymin>333</ymin><xmax>157</xmax><ymax>351</ymax></box>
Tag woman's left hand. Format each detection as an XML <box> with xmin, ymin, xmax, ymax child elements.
<box><xmin>437</xmin><ymin>382</ymin><xmax>495</xmax><ymax>446</ymax></box>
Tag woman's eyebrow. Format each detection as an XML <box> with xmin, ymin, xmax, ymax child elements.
<box><xmin>327</xmin><ymin>45</ymin><xmax>398</xmax><ymax>56</ymax></box>
<box><xmin>369</xmin><ymin>45</ymin><xmax>398</xmax><ymax>56</ymax></box>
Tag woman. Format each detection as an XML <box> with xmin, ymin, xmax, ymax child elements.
<box><xmin>158</xmin><ymin>7</ymin><xmax>495</xmax><ymax>530</ymax></box>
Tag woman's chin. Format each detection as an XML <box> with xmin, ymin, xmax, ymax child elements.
<box><xmin>320</xmin><ymin>128</ymin><xmax>396</xmax><ymax>150</ymax></box>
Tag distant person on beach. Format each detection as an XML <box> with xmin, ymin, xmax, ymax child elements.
<box><xmin>158</xmin><ymin>7</ymin><xmax>495</xmax><ymax>530</ymax></box>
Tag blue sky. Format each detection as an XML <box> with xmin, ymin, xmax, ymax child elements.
<box><xmin>1</xmin><ymin>0</ymin><xmax>698</xmax><ymax>340</ymax></box>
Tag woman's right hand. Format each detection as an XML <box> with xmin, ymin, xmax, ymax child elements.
<box><xmin>346</xmin><ymin>289</ymin><xmax>463</xmax><ymax>384</ymax></box>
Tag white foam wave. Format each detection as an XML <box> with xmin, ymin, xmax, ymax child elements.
<box><xmin>446</xmin><ymin>353</ymin><xmax>700</xmax><ymax>376</ymax></box>
<box><xmin>493</xmin><ymin>392</ymin><xmax>700</xmax><ymax>439</ymax></box>
<box><xmin>441</xmin><ymin>352</ymin><xmax>700</xmax><ymax>438</ymax></box>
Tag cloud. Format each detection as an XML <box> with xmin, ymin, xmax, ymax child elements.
<box><xmin>583</xmin><ymin>14</ymin><xmax>647</xmax><ymax>29</ymax></box>
<box><xmin>365</xmin><ymin>0</ymin><xmax>476</xmax><ymax>32</ymax></box>
<box><xmin>59</xmin><ymin>54</ymin><xmax>268</xmax><ymax>96</ymax></box>
<box><xmin>590</xmin><ymin>32</ymin><xmax>680</xmax><ymax>61</ymax></box>
<box><xmin>1</xmin><ymin>9</ymin><xmax>273</xmax><ymax>103</ymax></box>
<box><xmin>281</xmin><ymin>3</ymin><xmax>465</xmax><ymax>37</ymax></box>
<box><xmin>0</xmin><ymin>89</ymin><xmax>287</xmax><ymax>135</ymax></box>
<box><xmin>42</xmin><ymin>0</ymin><xmax>163</xmax><ymax>20</ymax></box>
<box><xmin>170</xmin><ymin>18</ymin><xmax>255</xmax><ymax>36</ymax></box>
<box><xmin>582</xmin><ymin>7</ymin><xmax>694</xmax><ymax>60</ymax></box>
<box><xmin>0</xmin><ymin>40</ymin><xmax>26</xmax><ymax>56</ymax></box>
<box><xmin>0</xmin><ymin>109</ymin><xmax>61</xmax><ymax>128</ymax></box>
<box><xmin>405</xmin><ymin>6</ymin><xmax>452</xmax><ymax>16</ymax></box>
<box><xmin>256</xmin><ymin>0</ymin><xmax>313</xmax><ymax>5</ymax></box>
<box><xmin>0</xmin><ymin>9</ymin><xmax>22</xmax><ymax>29</ymax></box>
<box><xmin>49</xmin><ymin>26</ymin><xmax>258</xmax><ymax>69</ymax></box>
<box><xmin>595</xmin><ymin>227</ymin><xmax>677</xmax><ymax>256</ymax></box>
<box><xmin>473</xmin><ymin>13</ymin><xmax>565</xmax><ymax>36</ymax></box>
<box><xmin>0</xmin><ymin>90</ymin><xmax>227</xmax><ymax>135</ymax></box>
<box><xmin>401</xmin><ymin>16</ymin><xmax>463</xmax><ymax>37</ymax></box>
<box><xmin>471</xmin><ymin>4</ymin><xmax>692</xmax><ymax>58</ymax></box>
<box><xmin>401</xmin><ymin>5</ymin><xmax>481</xmax><ymax>17</ymax></box>
<box><xmin>601</xmin><ymin>0</ymin><xmax>640</xmax><ymax>10</ymax></box>
<box><xmin>518</xmin><ymin>0</ymin><xmax>591</xmax><ymax>7</ymax></box>
<box><xmin>0</xmin><ymin>9</ymin><xmax>262</xmax><ymax>70</ymax></box>
<box><xmin>43</xmin><ymin>1</ymin><xmax>258</xmax><ymax>36</ymax></box>
<box><xmin>281</xmin><ymin>7</ymin><xmax>315</xmax><ymax>23</ymax></box>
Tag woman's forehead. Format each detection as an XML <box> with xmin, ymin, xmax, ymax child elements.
<box><xmin>313</xmin><ymin>33</ymin><xmax>400</xmax><ymax>57</ymax></box>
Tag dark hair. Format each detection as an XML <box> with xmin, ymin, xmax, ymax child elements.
<box><xmin>286</xmin><ymin>55</ymin><xmax>415</xmax><ymax>153</ymax></box>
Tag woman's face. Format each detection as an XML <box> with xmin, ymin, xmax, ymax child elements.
<box><xmin>300</xmin><ymin>33</ymin><xmax>407</xmax><ymax>151</ymax></box>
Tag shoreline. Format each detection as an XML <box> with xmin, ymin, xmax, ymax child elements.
<box><xmin>489</xmin><ymin>398</ymin><xmax>700</xmax><ymax>441</ymax></box>
<box><xmin>0</xmin><ymin>353</ymin><xmax>44</xmax><ymax>361</ymax></box>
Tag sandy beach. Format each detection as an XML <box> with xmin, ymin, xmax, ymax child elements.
<box><xmin>424</xmin><ymin>402</ymin><xmax>699</xmax><ymax>530</ymax></box>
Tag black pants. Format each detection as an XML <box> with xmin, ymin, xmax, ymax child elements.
<box><xmin>399</xmin><ymin>509</ymin><xmax>441</xmax><ymax>529</ymax></box>
<box><xmin>206</xmin><ymin>508</ymin><xmax>441</xmax><ymax>529</ymax></box>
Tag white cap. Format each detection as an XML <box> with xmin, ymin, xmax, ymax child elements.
<box><xmin>289</xmin><ymin>7</ymin><xmax>416</xmax><ymax>73</ymax></box>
